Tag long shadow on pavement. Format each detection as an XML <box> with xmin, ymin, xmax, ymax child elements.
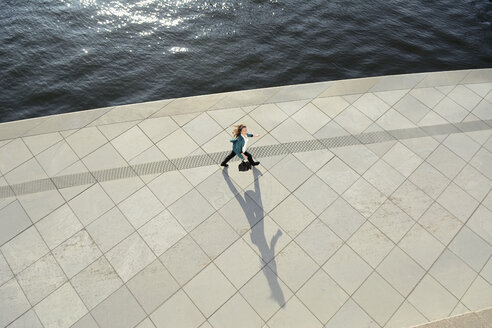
<box><xmin>222</xmin><ymin>167</ymin><xmax>285</xmax><ymax>308</ymax></box>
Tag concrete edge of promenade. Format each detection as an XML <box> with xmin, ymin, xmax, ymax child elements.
<box><xmin>1</xmin><ymin>68</ymin><xmax>491</xmax><ymax>141</ymax></box>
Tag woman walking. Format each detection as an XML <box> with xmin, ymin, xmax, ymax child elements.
<box><xmin>221</xmin><ymin>124</ymin><xmax>261</xmax><ymax>167</ymax></box>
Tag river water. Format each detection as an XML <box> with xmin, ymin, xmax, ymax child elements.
<box><xmin>0</xmin><ymin>0</ymin><xmax>490</xmax><ymax>123</ymax></box>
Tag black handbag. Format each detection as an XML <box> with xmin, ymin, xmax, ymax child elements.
<box><xmin>238</xmin><ymin>161</ymin><xmax>251</xmax><ymax>172</ymax></box>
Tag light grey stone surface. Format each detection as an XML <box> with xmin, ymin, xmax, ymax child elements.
<box><xmin>0</xmin><ymin>69</ymin><xmax>491</xmax><ymax>328</ymax></box>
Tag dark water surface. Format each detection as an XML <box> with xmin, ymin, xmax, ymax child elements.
<box><xmin>1</xmin><ymin>0</ymin><xmax>491</xmax><ymax>123</ymax></box>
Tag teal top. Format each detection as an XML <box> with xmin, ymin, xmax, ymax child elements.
<box><xmin>230</xmin><ymin>133</ymin><xmax>253</xmax><ymax>160</ymax></box>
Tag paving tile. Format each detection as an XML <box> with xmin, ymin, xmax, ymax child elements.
<box><xmin>429</xmin><ymin>249</ymin><xmax>477</xmax><ymax>299</ymax></box>
<box><xmin>318</xmin><ymin>197</ymin><xmax>366</xmax><ymax>241</ymax></box>
<box><xmin>7</xmin><ymin>309</ymin><xmax>44</xmax><ymax>328</ymax></box>
<box><xmin>433</xmin><ymin>97</ymin><xmax>469</xmax><ymax>122</ymax></box>
<box><xmin>373</xmin><ymin>89</ymin><xmax>408</xmax><ymax>106</ymax></box>
<box><xmin>267</xmin><ymin>241</ymin><xmax>318</xmax><ymax>292</ymax></box>
<box><xmin>481</xmin><ymin>257</ymin><xmax>492</xmax><ymax>285</ymax></box>
<box><xmin>1</xmin><ymin>226</ymin><xmax>49</xmax><ymax>274</ymax></box>
<box><xmin>324</xmin><ymin>298</ymin><xmax>379</xmax><ymax>328</ymax></box>
<box><xmin>181</xmin><ymin>164</ymin><xmax>219</xmax><ymax>187</ymax></box>
<box><xmin>23</xmin><ymin>132</ymin><xmax>63</xmax><ymax>156</ymax></box>
<box><xmin>243</xmin><ymin>215</ymin><xmax>291</xmax><ymax>265</ymax></box>
<box><xmin>100</xmin><ymin>176</ymin><xmax>145</xmax><ymax>204</ymax></box>
<box><xmin>293</xmin><ymin>148</ymin><xmax>334</xmax><ymax>172</ymax></box>
<box><xmin>269</xmin><ymin>154</ymin><xmax>312</xmax><ymax>192</ymax></box>
<box><xmin>334</xmin><ymin>105</ymin><xmax>373</xmax><ymax>134</ymax></box>
<box><xmin>323</xmin><ymin>244</ymin><xmax>373</xmax><ymax>295</ymax></box>
<box><xmin>442</xmin><ymin>133</ymin><xmax>481</xmax><ymax>162</ymax></box>
<box><xmin>267</xmin><ymin>296</ymin><xmax>322</xmax><ymax>328</ymax></box>
<box><xmin>111</xmin><ymin>125</ymin><xmax>153</xmax><ymax>161</ymax></box>
<box><xmin>311</xmin><ymin>96</ymin><xmax>350</xmax><ymax>118</ymax></box>
<box><xmin>156</xmin><ymin>128</ymin><xmax>199</xmax><ymax>159</ymax></box>
<box><xmin>316</xmin><ymin>156</ymin><xmax>359</xmax><ymax>195</ymax></box>
<box><xmin>0</xmin><ymin>278</ymin><xmax>31</xmax><ymax>327</ymax></box>
<box><xmin>354</xmin><ymin>271</ymin><xmax>404</xmax><ymax>326</ymax></box>
<box><xmin>270</xmin><ymin>117</ymin><xmax>313</xmax><ymax>143</ymax></box>
<box><xmin>0</xmin><ymin>252</ymin><xmax>13</xmax><ymax>287</ymax></box>
<box><xmin>363</xmin><ymin>160</ymin><xmax>406</xmax><ymax>197</ymax></box>
<box><xmin>97</xmin><ymin>120</ymin><xmax>140</xmax><ymax>140</ymax></box>
<box><xmin>269</xmin><ymin>194</ymin><xmax>316</xmax><ymax>239</ymax></box>
<box><xmin>401</xmin><ymin>136</ymin><xmax>440</xmax><ymax>160</ymax></box>
<box><xmin>86</xmin><ymin>207</ymin><xmax>134</xmax><ymax>252</ymax></box>
<box><xmin>52</xmin><ymin>230</ymin><xmax>101</xmax><ymax>278</ymax></box>
<box><xmin>408</xmin><ymin>274</ymin><xmax>458</xmax><ymax>321</ymax></box>
<box><xmin>182</xmin><ymin>112</ymin><xmax>223</xmax><ymax>146</ymax></box>
<box><xmin>385</xmin><ymin>301</ymin><xmax>428</xmax><ymax>328</ymax></box>
<box><xmin>297</xmin><ymin>270</ymin><xmax>348</xmax><ymax>324</ymax></box>
<box><xmin>394</xmin><ymin>93</ymin><xmax>432</xmax><ymax>124</ymax></box>
<box><xmin>65</xmin><ymin>127</ymin><xmax>108</xmax><ymax>158</ymax></box>
<box><xmin>419</xmin><ymin>202</ymin><xmax>463</xmax><ymax>245</ymax></box>
<box><xmin>71</xmin><ymin>255</ymin><xmax>123</xmax><ymax>310</ymax></box>
<box><xmin>470</xmin><ymin>148</ymin><xmax>492</xmax><ymax>180</ymax></box>
<box><xmin>369</xmin><ymin>200</ymin><xmax>414</xmax><ymax>244</ymax></box>
<box><xmin>427</xmin><ymin>145</ymin><xmax>467</xmax><ymax>180</ymax></box>
<box><xmin>17</xmin><ymin>189</ymin><xmax>65</xmax><ymax>224</ymax></box>
<box><xmin>419</xmin><ymin>110</ymin><xmax>449</xmax><ymax>126</ymax></box>
<box><xmin>208</xmin><ymin>107</ymin><xmax>247</xmax><ymax>128</ymax></box>
<box><xmin>0</xmin><ymin>200</ymin><xmax>31</xmax><ymax>246</ymax></box>
<box><xmin>382</xmin><ymin>142</ymin><xmax>422</xmax><ymax>178</ymax></box>
<box><xmin>342</xmin><ymin>178</ymin><xmax>387</xmax><ymax>219</ymax></box>
<box><xmin>217</xmin><ymin>187</ymin><xmax>264</xmax><ymax>236</ymax></box>
<box><xmin>448</xmin><ymin>227</ymin><xmax>492</xmax><ymax>272</ymax></box>
<box><xmin>168</xmin><ymin>189</ymin><xmax>215</xmax><ymax>232</ymax></box>
<box><xmin>4</xmin><ymin>156</ymin><xmax>47</xmax><ymax>186</ymax></box>
<box><xmin>249</xmin><ymin>104</ymin><xmax>288</xmax><ymax>132</ymax></box>
<box><xmin>91</xmin><ymin>286</ymin><xmax>146</xmax><ymax>328</ymax></box>
<box><xmin>448</xmin><ymin>85</ymin><xmax>483</xmax><ymax>110</ymax></box>
<box><xmin>117</xmin><ymin>186</ymin><xmax>165</xmax><ymax>229</ymax></box>
<box><xmin>351</xmin><ymin>92</ymin><xmax>390</xmax><ymax>121</ymax></box>
<box><xmin>150</xmin><ymin>289</ymin><xmax>205</xmax><ymax>328</ymax></box>
<box><xmin>184</xmin><ymin>263</ymin><xmax>236</xmax><ymax>317</ymax></box>
<box><xmin>159</xmin><ymin>234</ymin><xmax>210</xmax><ymax>286</ymax></box>
<box><xmin>33</xmin><ymin>283</ymin><xmax>87</xmax><ymax>328</ymax></box>
<box><xmin>472</xmin><ymin>99</ymin><xmax>492</xmax><ymax>121</ymax></box>
<box><xmin>245</xmin><ymin>170</ymin><xmax>290</xmax><ymax>214</ymax></box>
<box><xmin>454</xmin><ymin>164</ymin><xmax>491</xmax><ymax>202</ymax></box>
<box><xmin>147</xmin><ymin>170</ymin><xmax>193</xmax><ymax>207</ymax></box>
<box><xmin>291</xmin><ymin>102</ymin><xmax>330</xmax><ymax>134</ymax></box>
<box><xmin>127</xmin><ymin>260</ymin><xmax>179</xmax><ymax>314</ymax></box>
<box><xmin>398</xmin><ymin>224</ymin><xmax>445</xmax><ymax>270</ymax></box>
<box><xmin>36</xmin><ymin>140</ymin><xmax>79</xmax><ymax>176</ymax></box>
<box><xmin>313</xmin><ymin>120</ymin><xmax>349</xmax><ymax>139</ymax></box>
<box><xmin>275</xmin><ymin>99</ymin><xmax>310</xmax><ymax>116</ymax></box>
<box><xmin>294</xmin><ymin>174</ymin><xmax>338</xmax><ymax>216</ymax></box>
<box><xmin>68</xmin><ymin>183</ymin><xmax>115</xmax><ymax>226</ymax></box>
<box><xmin>461</xmin><ymin>276</ymin><xmax>492</xmax><ymax>311</ymax></box>
<box><xmin>437</xmin><ymin>182</ymin><xmax>479</xmax><ymax>223</ymax></box>
<box><xmin>411</xmin><ymin>87</ymin><xmax>446</xmax><ymax>108</ymax></box>
<box><xmin>71</xmin><ymin>313</ymin><xmax>99</xmax><ymax>328</ymax></box>
<box><xmin>16</xmin><ymin>253</ymin><xmax>66</xmax><ymax>305</ymax></box>
<box><xmin>332</xmin><ymin>144</ymin><xmax>379</xmax><ymax>175</ymax></box>
<box><xmin>467</xmin><ymin>205</ymin><xmax>492</xmax><ymax>246</ymax></box>
<box><xmin>377</xmin><ymin>246</ymin><xmax>425</xmax><ymax>297</ymax></box>
<box><xmin>390</xmin><ymin>180</ymin><xmax>434</xmax><ymax>221</ymax></box>
<box><xmin>347</xmin><ymin>221</ymin><xmax>395</xmax><ymax>268</ymax></box>
<box><xmin>36</xmin><ymin>204</ymin><xmax>83</xmax><ymax>249</ymax></box>
<box><xmin>239</xmin><ymin>265</ymin><xmax>292</xmax><ymax>321</ymax></box>
<box><xmin>214</xmin><ymin>238</ymin><xmax>263</xmax><ymax>289</ymax></box>
<box><xmin>197</xmin><ymin>169</ymin><xmax>243</xmax><ymax>210</ymax></box>
<box><xmin>409</xmin><ymin>162</ymin><xmax>450</xmax><ymax>200</ymax></box>
<box><xmin>267</xmin><ymin>81</ymin><xmax>329</xmax><ymax>103</ymax></box>
<box><xmin>138</xmin><ymin>116</ymin><xmax>179</xmax><ymax>143</ymax></box>
<box><xmin>376</xmin><ymin>108</ymin><xmax>416</xmax><ymax>130</ymax></box>
<box><xmin>0</xmin><ymin>138</ymin><xmax>32</xmax><ymax>174</ymax></box>
<box><xmin>295</xmin><ymin>219</ymin><xmax>343</xmax><ymax>266</ymax></box>
<box><xmin>191</xmin><ymin>212</ymin><xmax>239</xmax><ymax>260</ymax></box>
<box><xmin>209</xmin><ymin>293</ymin><xmax>264</xmax><ymax>328</ymax></box>
<box><xmin>138</xmin><ymin>210</ymin><xmax>186</xmax><ymax>257</ymax></box>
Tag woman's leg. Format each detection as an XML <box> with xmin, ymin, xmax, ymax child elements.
<box><xmin>244</xmin><ymin>151</ymin><xmax>260</xmax><ymax>166</ymax></box>
<box><xmin>221</xmin><ymin>151</ymin><xmax>236</xmax><ymax>166</ymax></box>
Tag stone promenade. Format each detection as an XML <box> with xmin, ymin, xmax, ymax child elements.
<box><xmin>0</xmin><ymin>69</ymin><xmax>491</xmax><ymax>328</ymax></box>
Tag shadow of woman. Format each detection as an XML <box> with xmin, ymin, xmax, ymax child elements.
<box><xmin>222</xmin><ymin>167</ymin><xmax>286</xmax><ymax>308</ymax></box>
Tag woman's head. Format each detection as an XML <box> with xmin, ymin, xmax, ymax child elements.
<box><xmin>232</xmin><ymin>124</ymin><xmax>247</xmax><ymax>137</ymax></box>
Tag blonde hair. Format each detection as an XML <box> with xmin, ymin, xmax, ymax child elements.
<box><xmin>232</xmin><ymin>124</ymin><xmax>247</xmax><ymax>137</ymax></box>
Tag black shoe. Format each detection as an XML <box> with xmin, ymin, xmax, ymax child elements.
<box><xmin>221</xmin><ymin>162</ymin><xmax>229</xmax><ymax>167</ymax></box>
<box><xmin>252</xmin><ymin>161</ymin><xmax>260</xmax><ymax>166</ymax></box>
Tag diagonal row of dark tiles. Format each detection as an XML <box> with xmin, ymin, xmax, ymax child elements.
<box><xmin>1</xmin><ymin>119</ymin><xmax>491</xmax><ymax>199</ymax></box>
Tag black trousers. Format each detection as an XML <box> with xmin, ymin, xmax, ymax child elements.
<box><xmin>222</xmin><ymin>151</ymin><xmax>255</xmax><ymax>165</ymax></box>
